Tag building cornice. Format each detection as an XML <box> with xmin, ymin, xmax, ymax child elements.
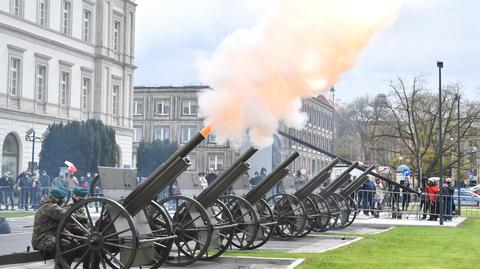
<box><xmin>7</xmin><ymin>44</ymin><xmax>26</xmax><ymax>53</ymax></box>
<box><xmin>34</xmin><ymin>52</ymin><xmax>52</xmax><ymax>60</ymax></box>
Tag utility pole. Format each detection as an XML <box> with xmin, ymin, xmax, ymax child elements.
<box><xmin>437</xmin><ymin>61</ymin><xmax>444</xmax><ymax>225</ymax></box>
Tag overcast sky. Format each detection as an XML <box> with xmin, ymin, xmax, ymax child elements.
<box><xmin>134</xmin><ymin>0</ymin><xmax>480</xmax><ymax>104</ymax></box>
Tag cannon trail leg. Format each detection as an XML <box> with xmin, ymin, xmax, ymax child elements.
<box><xmin>221</xmin><ymin>195</ymin><xmax>259</xmax><ymax>250</ymax></box>
<box><xmin>158</xmin><ymin>195</ymin><xmax>212</xmax><ymax>266</ymax></box>
<box><xmin>202</xmin><ymin>200</ymin><xmax>235</xmax><ymax>260</ymax></box>
<box><xmin>245</xmin><ymin>199</ymin><xmax>276</xmax><ymax>250</ymax></box>
<box><xmin>267</xmin><ymin>194</ymin><xmax>307</xmax><ymax>239</ymax></box>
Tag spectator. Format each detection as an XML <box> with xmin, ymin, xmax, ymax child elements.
<box><xmin>419</xmin><ymin>183</ymin><xmax>429</xmax><ymax>220</ymax></box>
<box><xmin>66</xmin><ymin>173</ymin><xmax>79</xmax><ymax>200</ymax></box>
<box><xmin>52</xmin><ymin>172</ymin><xmax>69</xmax><ymax>201</ymax></box>
<box><xmin>38</xmin><ymin>170</ymin><xmax>50</xmax><ymax>198</ymax></box>
<box><xmin>373</xmin><ymin>178</ymin><xmax>384</xmax><ymax>217</ymax></box>
<box><xmin>17</xmin><ymin>171</ymin><xmax>32</xmax><ymax>211</ymax></box>
<box><xmin>205</xmin><ymin>169</ymin><xmax>218</xmax><ymax>185</ymax></box>
<box><xmin>84</xmin><ymin>172</ymin><xmax>92</xmax><ymax>190</ymax></box>
<box><xmin>3</xmin><ymin>172</ymin><xmax>15</xmax><ymax>210</ymax></box>
<box><xmin>249</xmin><ymin>171</ymin><xmax>261</xmax><ymax>188</ymax></box>
<box><xmin>294</xmin><ymin>170</ymin><xmax>306</xmax><ymax>190</ymax></box>
<box><xmin>443</xmin><ymin>178</ymin><xmax>455</xmax><ymax>221</ymax></box>
<box><xmin>31</xmin><ymin>172</ymin><xmax>41</xmax><ymax>210</ymax></box>
<box><xmin>426</xmin><ymin>179</ymin><xmax>439</xmax><ymax>221</ymax></box>
<box><xmin>391</xmin><ymin>183</ymin><xmax>401</xmax><ymax>218</ymax></box>
<box><xmin>198</xmin><ymin>172</ymin><xmax>208</xmax><ymax>189</ymax></box>
<box><xmin>401</xmin><ymin>178</ymin><xmax>411</xmax><ymax>211</ymax></box>
<box><xmin>362</xmin><ymin>177</ymin><xmax>376</xmax><ymax>216</ymax></box>
<box><xmin>0</xmin><ymin>173</ymin><xmax>6</xmax><ymax>210</ymax></box>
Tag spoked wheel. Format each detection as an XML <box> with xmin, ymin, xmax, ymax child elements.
<box><xmin>325</xmin><ymin>194</ymin><xmax>341</xmax><ymax>230</ymax></box>
<box><xmin>158</xmin><ymin>195</ymin><xmax>212</xmax><ymax>266</ymax></box>
<box><xmin>246</xmin><ymin>199</ymin><xmax>276</xmax><ymax>250</ymax></box>
<box><xmin>331</xmin><ymin>193</ymin><xmax>352</xmax><ymax>229</ymax></box>
<box><xmin>308</xmin><ymin>194</ymin><xmax>332</xmax><ymax>232</ymax></box>
<box><xmin>144</xmin><ymin>200</ymin><xmax>176</xmax><ymax>268</ymax></box>
<box><xmin>202</xmin><ymin>199</ymin><xmax>235</xmax><ymax>260</ymax></box>
<box><xmin>340</xmin><ymin>196</ymin><xmax>359</xmax><ymax>228</ymax></box>
<box><xmin>222</xmin><ymin>195</ymin><xmax>259</xmax><ymax>250</ymax></box>
<box><xmin>267</xmin><ymin>194</ymin><xmax>307</xmax><ymax>239</ymax></box>
<box><xmin>56</xmin><ymin>197</ymin><xmax>138</xmax><ymax>269</ymax></box>
<box><xmin>297</xmin><ymin>196</ymin><xmax>319</xmax><ymax>238</ymax></box>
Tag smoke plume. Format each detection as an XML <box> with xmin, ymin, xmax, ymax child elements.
<box><xmin>197</xmin><ymin>0</ymin><xmax>398</xmax><ymax>148</ymax></box>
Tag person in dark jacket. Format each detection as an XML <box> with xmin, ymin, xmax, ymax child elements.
<box><xmin>0</xmin><ymin>174</ymin><xmax>6</xmax><ymax>210</ymax></box>
<box><xmin>38</xmin><ymin>170</ymin><xmax>51</xmax><ymax>198</ymax></box>
<box><xmin>443</xmin><ymin>178</ymin><xmax>455</xmax><ymax>221</ymax></box>
<box><xmin>362</xmin><ymin>177</ymin><xmax>376</xmax><ymax>216</ymax></box>
<box><xmin>17</xmin><ymin>171</ymin><xmax>32</xmax><ymax>211</ymax></box>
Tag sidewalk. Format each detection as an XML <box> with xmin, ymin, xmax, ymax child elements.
<box><xmin>352</xmin><ymin>214</ymin><xmax>466</xmax><ymax>228</ymax></box>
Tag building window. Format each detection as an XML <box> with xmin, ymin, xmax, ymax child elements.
<box><xmin>154</xmin><ymin>99</ymin><xmax>170</xmax><ymax>115</ymax></box>
<box><xmin>81</xmin><ymin>77</ymin><xmax>91</xmax><ymax>110</ymax></box>
<box><xmin>36</xmin><ymin>65</ymin><xmax>47</xmax><ymax>102</ymax></box>
<box><xmin>134</xmin><ymin>127</ymin><xmax>143</xmax><ymax>142</ymax></box>
<box><xmin>181</xmin><ymin>127</ymin><xmax>197</xmax><ymax>143</ymax></box>
<box><xmin>112</xmin><ymin>85</ymin><xmax>119</xmax><ymax>116</ymax></box>
<box><xmin>182</xmin><ymin>99</ymin><xmax>198</xmax><ymax>115</ymax></box>
<box><xmin>60</xmin><ymin>71</ymin><xmax>70</xmax><ymax>106</ymax></box>
<box><xmin>133</xmin><ymin>99</ymin><xmax>144</xmax><ymax>115</ymax></box>
<box><xmin>83</xmin><ymin>9</ymin><xmax>91</xmax><ymax>42</ymax></box>
<box><xmin>37</xmin><ymin>0</ymin><xmax>48</xmax><ymax>26</ymax></box>
<box><xmin>113</xmin><ymin>20</ymin><xmax>121</xmax><ymax>51</ymax></box>
<box><xmin>154</xmin><ymin>126</ymin><xmax>170</xmax><ymax>142</ymax></box>
<box><xmin>9</xmin><ymin>57</ymin><xmax>21</xmax><ymax>97</ymax></box>
<box><xmin>62</xmin><ymin>0</ymin><xmax>71</xmax><ymax>35</ymax></box>
<box><xmin>11</xmin><ymin>0</ymin><xmax>22</xmax><ymax>16</ymax></box>
<box><xmin>187</xmin><ymin>152</ymin><xmax>197</xmax><ymax>171</ymax></box>
<box><xmin>208</xmin><ymin>154</ymin><xmax>224</xmax><ymax>171</ymax></box>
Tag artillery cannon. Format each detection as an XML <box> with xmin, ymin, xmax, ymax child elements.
<box><xmin>158</xmin><ymin>147</ymin><xmax>258</xmax><ymax>262</ymax></box>
<box><xmin>56</xmin><ymin>127</ymin><xmax>211</xmax><ymax>268</ymax></box>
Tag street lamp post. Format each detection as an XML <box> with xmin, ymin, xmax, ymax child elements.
<box><xmin>437</xmin><ymin>61</ymin><xmax>444</xmax><ymax>225</ymax></box>
<box><xmin>25</xmin><ymin>128</ymin><xmax>47</xmax><ymax>174</ymax></box>
<box><xmin>456</xmin><ymin>94</ymin><xmax>461</xmax><ymax>216</ymax></box>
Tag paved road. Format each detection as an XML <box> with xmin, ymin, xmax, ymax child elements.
<box><xmin>0</xmin><ymin>216</ymin><xmax>35</xmax><ymax>255</ymax></box>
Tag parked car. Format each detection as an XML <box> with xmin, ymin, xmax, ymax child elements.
<box><xmin>453</xmin><ymin>189</ymin><xmax>480</xmax><ymax>207</ymax></box>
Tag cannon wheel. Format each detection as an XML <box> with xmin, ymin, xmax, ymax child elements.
<box><xmin>245</xmin><ymin>199</ymin><xmax>276</xmax><ymax>250</ymax></box>
<box><xmin>202</xmin><ymin>199</ymin><xmax>235</xmax><ymax>260</ymax></box>
<box><xmin>331</xmin><ymin>193</ymin><xmax>353</xmax><ymax>229</ymax></box>
<box><xmin>267</xmin><ymin>193</ymin><xmax>307</xmax><ymax>239</ymax></box>
<box><xmin>339</xmin><ymin>195</ymin><xmax>359</xmax><ymax>229</ymax></box>
<box><xmin>144</xmin><ymin>200</ymin><xmax>175</xmax><ymax>268</ymax></box>
<box><xmin>158</xmin><ymin>195</ymin><xmax>212</xmax><ymax>266</ymax></box>
<box><xmin>56</xmin><ymin>197</ymin><xmax>138</xmax><ymax>269</ymax></box>
<box><xmin>221</xmin><ymin>195</ymin><xmax>259</xmax><ymax>250</ymax></box>
<box><xmin>297</xmin><ymin>196</ymin><xmax>319</xmax><ymax>237</ymax></box>
<box><xmin>308</xmin><ymin>193</ymin><xmax>332</xmax><ymax>232</ymax></box>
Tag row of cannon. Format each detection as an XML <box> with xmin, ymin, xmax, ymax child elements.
<box><xmin>54</xmin><ymin>128</ymin><xmax>377</xmax><ymax>268</ymax></box>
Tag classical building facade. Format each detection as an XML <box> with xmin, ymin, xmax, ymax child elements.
<box><xmin>248</xmin><ymin>95</ymin><xmax>334</xmax><ymax>177</ymax></box>
<box><xmin>0</xmin><ymin>0</ymin><xmax>136</xmax><ymax>177</ymax></box>
<box><xmin>132</xmin><ymin>86</ymin><xmax>240</xmax><ymax>174</ymax></box>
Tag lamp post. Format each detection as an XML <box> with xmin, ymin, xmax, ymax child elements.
<box><xmin>456</xmin><ymin>93</ymin><xmax>461</xmax><ymax>216</ymax></box>
<box><xmin>437</xmin><ymin>61</ymin><xmax>444</xmax><ymax>225</ymax></box>
<box><xmin>25</xmin><ymin>128</ymin><xmax>48</xmax><ymax>174</ymax></box>
<box><xmin>330</xmin><ymin>87</ymin><xmax>336</xmax><ymax>154</ymax></box>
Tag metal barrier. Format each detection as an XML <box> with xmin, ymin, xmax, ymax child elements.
<box><xmin>353</xmin><ymin>189</ymin><xmax>480</xmax><ymax>220</ymax></box>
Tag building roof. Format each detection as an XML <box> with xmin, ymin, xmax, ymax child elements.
<box><xmin>314</xmin><ymin>94</ymin><xmax>333</xmax><ymax>108</ymax></box>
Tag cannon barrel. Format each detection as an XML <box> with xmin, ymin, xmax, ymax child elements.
<box><xmin>123</xmin><ymin>127</ymin><xmax>209</xmax><ymax>215</ymax></box>
<box><xmin>294</xmin><ymin>159</ymin><xmax>339</xmax><ymax>200</ymax></box>
<box><xmin>340</xmin><ymin>165</ymin><xmax>376</xmax><ymax>197</ymax></box>
<box><xmin>196</xmin><ymin>147</ymin><xmax>257</xmax><ymax>207</ymax></box>
<box><xmin>244</xmin><ymin>151</ymin><xmax>300</xmax><ymax>204</ymax></box>
<box><xmin>319</xmin><ymin>162</ymin><xmax>359</xmax><ymax>196</ymax></box>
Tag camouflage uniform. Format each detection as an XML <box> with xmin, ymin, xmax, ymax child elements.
<box><xmin>63</xmin><ymin>199</ymin><xmax>89</xmax><ymax>235</ymax></box>
<box><xmin>31</xmin><ymin>195</ymin><xmax>72</xmax><ymax>268</ymax></box>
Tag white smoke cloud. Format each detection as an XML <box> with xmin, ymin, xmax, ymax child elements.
<box><xmin>196</xmin><ymin>0</ymin><xmax>399</xmax><ymax>148</ymax></box>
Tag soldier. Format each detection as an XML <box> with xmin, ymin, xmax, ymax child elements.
<box><xmin>63</xmin><ymin>187</ymin><xmax>89</xmax><ymax>230</ymax></box>
<box><xmin>31</xmin><ymin>188</ymin><xmax>70</xmax><ymax>268</ymax></box>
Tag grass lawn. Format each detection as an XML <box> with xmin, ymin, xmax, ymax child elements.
<box><xmin>0</xmin><ymin>211</ymin><xmax>35</xmax><ymax>218</ymax></box>
<box><xmin>226</xmin><ymin>218</ymin><xmax>480</xmax><ymax>269</ymax></box>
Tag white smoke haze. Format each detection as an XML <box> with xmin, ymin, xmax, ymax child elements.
<box><xmin>197</xmin><ymin>0</ymin><xmax>399</xmax><ymax>148</ymax></box>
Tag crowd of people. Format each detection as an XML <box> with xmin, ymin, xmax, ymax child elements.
<box><xmin>0</xmin><ymin>170</ymin><xmax>95</xmax><ymax>211</ymax></box>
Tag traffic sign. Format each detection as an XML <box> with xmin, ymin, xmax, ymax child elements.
<box><xmin>403</xmin><ymin>169</ymin><xmax>410</xmax><ymax>177</ymax></box>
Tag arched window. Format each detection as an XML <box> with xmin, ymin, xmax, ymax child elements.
<box><xmin>2</xmin><ymin>133</ymin><xmax>19</xmax><ymax>177</ymax></box>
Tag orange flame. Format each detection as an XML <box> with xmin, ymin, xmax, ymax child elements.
<box><xmin>200</xmin><ymin>124</ymin><xmax>213</xmax><ymax>138</ymax></box>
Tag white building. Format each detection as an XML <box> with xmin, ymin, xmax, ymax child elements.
<box><xmin>0</xmin><ymin>0</ymin><xmax>137</xmax><ymax>177</ymax></box>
